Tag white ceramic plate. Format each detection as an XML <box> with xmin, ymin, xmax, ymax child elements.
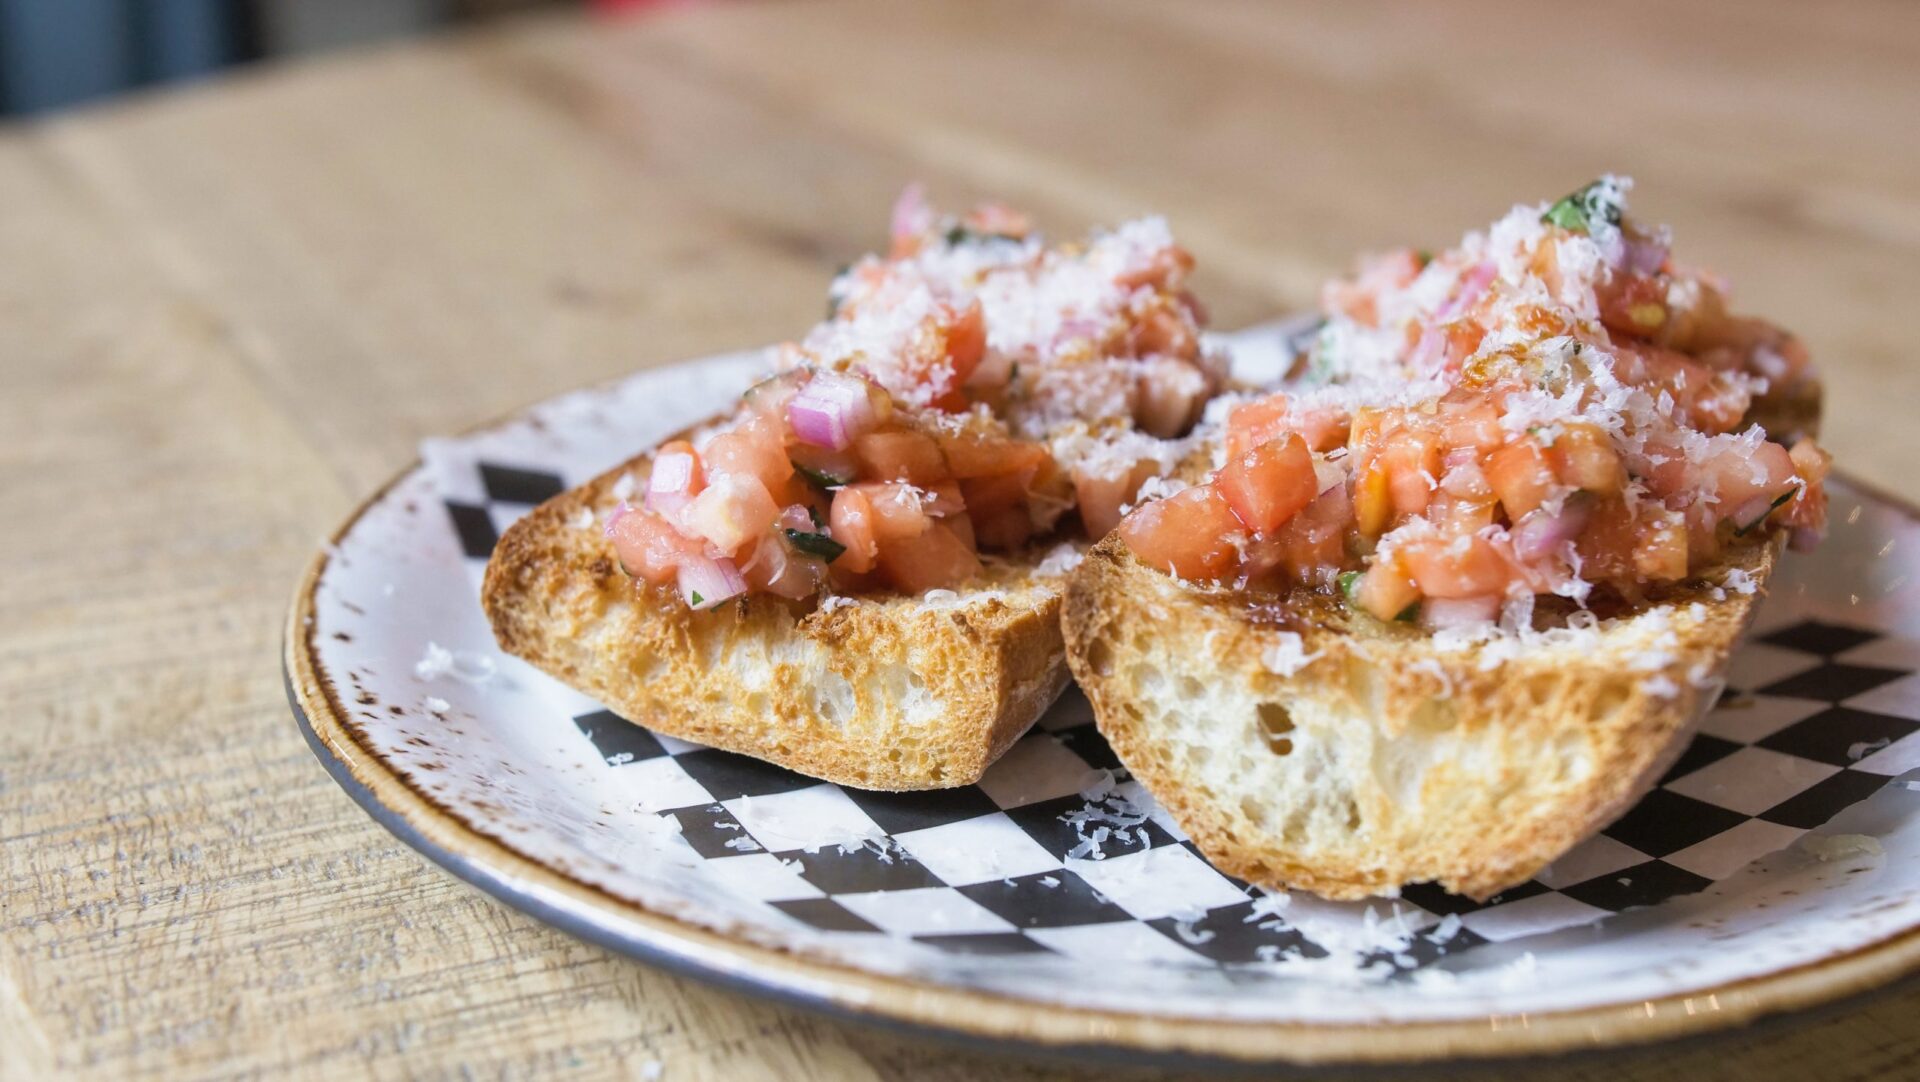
<box><xmin>286</xmin><ymin>325</ymin><xmax>1920</xmax><ymax>1067</ymax></box>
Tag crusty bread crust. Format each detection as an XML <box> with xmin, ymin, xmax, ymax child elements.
<box><xmin>1063</xmin><ymin>535</ymin><xmax>1779</xmax><ymax>901</ymax></box>
<box><xmin>484</xmin><ymin>450</ymin><xmax>1072</xmax><ymax>791</ymax></box>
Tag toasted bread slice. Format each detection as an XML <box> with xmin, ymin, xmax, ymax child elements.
<box><xmin>484</xmin><ymin>447</ymin><xmax>1074</xmax><ymax>791</ymax></box>
<box><xmin>1062</xmin><ymin>535</ymin><xmax>1778</xmax><ymax>900</ymax></box>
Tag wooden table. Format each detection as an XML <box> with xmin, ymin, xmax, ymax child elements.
<box><xmin>5</xmin><ymin>1</ymin><xmax>1918</xmax><ymax>1077</ymax></box>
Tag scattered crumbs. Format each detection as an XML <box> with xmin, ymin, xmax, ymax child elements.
<box><xmin>1038</xmin><ymin>875</ymin><xmax>1060</xmax><ymax>888</ymax></box>
<box><xmin>414</xmin><ymin>641</ymin><xmax>497</xmax><ymax>685</ymax></box>
<box><xmin>424</xmin><ymin>697</ymin><xmax>451</xmax><ymax>717</ymax></box>
<box><xmin>1060</xmin><ymin>775</ymin><xmax>1149</xmax><ymax>860</ymax></box>
<box><xmin>1799</xmin><ymin>833</ymin><xmax>1884</xmax><ymax>862</ymax></box>
<box><xmin>1848</xmin><ymin>738</ymin><xmax>1892</xmax><ymax>762</ymax></box>
<box><xmin>1616</xmin><ymin>876</ymin><xmax>1633</xmax><ymax>887</ymax></box>
<box><xmin>1171</xmin><ymin>918</ymin><xmax>1216</xmax><ymax>946</ymax></box>
<box><xmin>1495</xmin><ymin>951</ymin><xmax>1539</xmax><ymax>989</ymax></box>
<box><xmin>1244</xmin><ymin>889</ymin><xmax>1292</xmax><ymax>927</ymax></box>
<box><xmin>723</xmin><ymin>836</ymin><xmax>760</xmax><ymax>852</ymax></box>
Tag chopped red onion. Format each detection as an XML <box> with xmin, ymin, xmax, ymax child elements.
<box><xmin>677</xmin><ymin>554</ymin><xmax>746</xmax><ymax>611</ymax></box>
<box><xmin>1624</xmin><ymin>236</ymin><xmax>1670</xmax><ymax>276</ymax></box>
<box><xmin>602</xmin><ymin>501</ymin><xmax>633</xmax><ymax>540</ymax></box>
<box><xmin>1436</xmin><ymin>261</ymin><xmax>1496</xmax><ymax>321</ymax></box>
<box><xmin>777</xmin><ymin>505</ymin><xmax>815</xmax><ymax>533</ymax></box>
<box><xmin>1422</xmin><ymin>595</ymin><xmax>1501</xmax><ymax>630</ymax></box>
<box><xmin>644</xmin><ymin>451</ymin><xmax>698</xmax><ymax>516</ymax></box>
<box><xmin>788</xmin><ymin>370</ymin><xmax>877</xmax><ymax>451</ymax></box>
<box><xmin>1512</xmin><ymin>501</ymin><xmax>1592</xmax><ymax>561</ymax></box>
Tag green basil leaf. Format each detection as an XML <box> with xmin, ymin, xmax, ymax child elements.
<box><xmin>1541</xmin><ymin>178</ymin><xmax>1624</xmax><ymax>235</ymax></box>
<box><xmin>793</xmin><ymin>462</ymin><xmax>853</xmax><ymax>489</ymax></box>
<box><xmin>785</xmin><ymin>529</ymin><xmax>847</xmax><ymax>562</ymax></box>
<box><xmin>1733</xmin><ymin>486</ymin><xmax>1800</xmax><ymax>537</ymax></box>
<box><xmin>1338</xmin><ymin>570</ymin><xmax>1363</xmax><ymax>604</ymax></box>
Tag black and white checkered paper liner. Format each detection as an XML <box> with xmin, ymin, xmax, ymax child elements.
<box><xmin>314</xmin><ymin>328</ymin><xmax>1920</xmax><ymax>1021</ymax></box>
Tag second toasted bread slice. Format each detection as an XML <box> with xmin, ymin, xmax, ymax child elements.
<box><xmin>1063</xmin><ymin>536</ymin><xmax>1776</xmax><ymax>900</ymax></box>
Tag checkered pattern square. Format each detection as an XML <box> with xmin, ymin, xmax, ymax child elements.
<box><xmin>450</xmin><ymin>458</ymin><xmax>1917</xmax><ymax>972</ymax></box>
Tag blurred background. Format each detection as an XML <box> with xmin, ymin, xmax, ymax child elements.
<box><xmin>0</xmin><ymin>0</ymin><xmax>661</xmax><ymax>115</ymax></box>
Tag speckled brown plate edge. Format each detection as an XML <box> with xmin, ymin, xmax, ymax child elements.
<box><xmin>284</xmin><ymin>456</ymin><xmax>1920</xmax><ymax>1069</ymax></box>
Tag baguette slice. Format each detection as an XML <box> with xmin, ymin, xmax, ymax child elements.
<box><xmin>1063</xmin><ymin>535</ymin><xmax>1778</xmax><ymax>900</ymax></box>
<box><xmin>484</xmin><ymin>446</ymin><xmax>1073</xmax><ymax>791</ymax></box>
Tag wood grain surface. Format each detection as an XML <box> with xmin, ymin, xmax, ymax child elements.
<box><xmin>4</xmin><ymin>1</ymin><xmax>1919</xmax><ymax>1078</ymax></box>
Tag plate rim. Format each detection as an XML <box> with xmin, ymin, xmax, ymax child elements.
<box><xmin>285</xmin><ymin>384</ymin><xmax>1920</xmax><ymax>1068</ymax></box>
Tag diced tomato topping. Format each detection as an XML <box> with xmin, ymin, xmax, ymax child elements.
<box><xmin>1438</xmin><ymin>400</ymin><xmax>1503</xmax><ymax>453</ymax></box>
<box><xmin>1635</xmin><ymin>511</ymin><xmax>1690</xmax><ymax>581</ymax></box>
<box><xmin>849</xmin><ymin>481</ymin><xmax>934</xmax><ymax>541</ymax></box>
<box><xmin>702</xmin><ymin>413</ymin><xmax>794</xmax><ymax>491</ymax></box>
<box><xmin>1374</xmin><ymin>429</ymin><xmax>1441</xmax><ymax>520</ymax></box>
<box><xmin>945</xmin><ymin>300</ymin><xmax>986</xmax><ymax>386</ymax></box>
<box><xmin>1217</xmin><ymin>433</ymin><xmax>1317</xmax><ymax>535</ymax></box>
<box><xmin>1425</xmin><ymin>494</ymin><xmax>1497</xmax><ymax>534</ymax></box>
<box><xmin>1074</xmin><ymin>459</ymin><xmax>1162</xmax><ymax>539</ymax></box>
<box><xmin>684</xmin><ymin>473</ymin><xmax>780</xmax><ymax>556</ymax></box>
<box><xmin>1548</xmin><ymin>423</ymin><xmax>1625</xmax><ymax>496</ymax></box>
<box><xmin>1397</xmin><ymin>533</ymin><xmax>1512</xmax><ymax>599</ymax></box>
<box><xmin>1699</xmin><ymin>438</ymin><xmax>1797</xmax><ymax>516</ymax></box>
<box><xmin>1353</xmin><ymin>456</ymin><xmax>1393</xmax><ymax>539</ymax></box>
<box><xmin>1227</xmin><ymin>395</ymin><xmax>1290</xmax><ymax>461</ymax></box>
<box><xmin>1355</xmin><ymin>556</ymin><xmax>1420</xmax><ymax>621</ymax></box>
<box><xmin>741</xmin><ymin>533</ymin><xmax>827</xmax><ymax>600</ymax></box>
<box><xmin>876</xmin><ymin>521</ymin><xmax>981</xmax><ymax>593</ymax></box>
<box><xmin>1116</xmin><ymin>485</ymin><xmax>1243</xmax><ymax>580</ymax></box>
<box><xmin>958</xmin><ymin>469</ymin><xmax>1039</xmax><ymax>550</ymax></box>
<box><xmin>609</xmin><ymin>507</ymin><xmax>700</xmax><ymax>586</ymax></box>
<box><xmin>828</xmin><ymin>487</ymin><xmax>880</xmax><ymax>573</ymax></box>
<box><xmin>1227</xmin><ymin>394</ymin><xmax>1349</xmax><ymax>458</ymax></box>
<box><xmin>1487</xmin><ymin>439</ymin><xmax>1557</xmax><ymax>519</ymax></box>
<box><xmin>853</xmin><ymin>428</ymin><xmax>951</xmax><ymax>486</ymax></box>
<box><xmin>1134</xmin><ymin>355</ymin><xmax>1207</xmax><ymax>437</ymax></box>
<box><xmin>1245</xmin><ymin>485</ymin><xmax>1353</xmax><ymax>584</ymax></box>
<box><xmin>938</xmin><ymin>431</ymin><xmax>1049</xmax><ymax>479</ymax></box>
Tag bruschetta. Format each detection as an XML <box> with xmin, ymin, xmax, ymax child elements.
<box><xmin>1063</xmin><ymin>178</ymin><xmax>1831</xmax><ymax>899</ymax></box>
<box><xmin>485</xmin><ymin>190</ymin><xmax>1224</xmax><ymax>789</ymax></box>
